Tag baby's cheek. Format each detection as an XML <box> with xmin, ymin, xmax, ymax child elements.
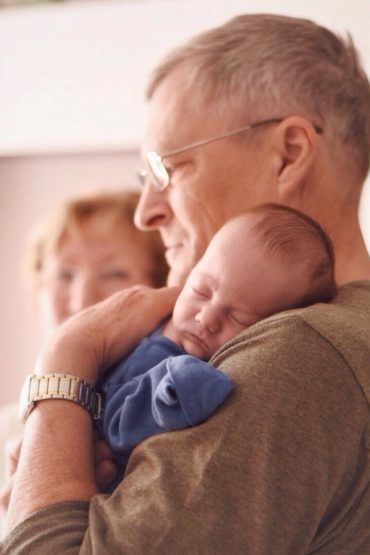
<box><xmin>173</xmin><ymin>293</ymin><xmax>192</xmax><ymax>324</ymax></box>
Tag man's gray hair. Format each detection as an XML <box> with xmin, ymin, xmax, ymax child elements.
<box><xmin>147</xmin><ymin>13</ymin><xmax>370</xmax><ymax>181</ymax></box>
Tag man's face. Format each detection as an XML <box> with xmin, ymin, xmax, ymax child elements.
<box><xmin>135</xmin><ymin>68</ymin><xmax>279</xmax><ymax>286</ymax></box>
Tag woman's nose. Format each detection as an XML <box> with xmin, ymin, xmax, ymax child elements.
<box><xmin>68</xmin><ymin>276</ymin><xmax>103</xmax><ymax>315</ymax></box>
<box><xmin>134</xmin><ymin>180</ymin><xmax>172</xmax><ymax>231</ymax></box>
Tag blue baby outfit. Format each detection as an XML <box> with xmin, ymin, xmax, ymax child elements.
<box><xmin>98</xmin><ymin>327</ymin><xmax>233</xmax><ymax>468</ymax></box>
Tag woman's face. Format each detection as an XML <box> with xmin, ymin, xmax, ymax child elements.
<box><xmin>36</xmin><ymin>222</ymin><xmax>158</xmax><ymax>335</ymax></box>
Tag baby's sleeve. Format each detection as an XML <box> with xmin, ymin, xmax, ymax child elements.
<box><xmin>102</xmin><ymin>355</ymin><xmax>233</xmax><ymax>456</ymax></box>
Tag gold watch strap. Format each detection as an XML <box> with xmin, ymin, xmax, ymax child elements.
<box><xmin>21</xmin><ymin>373</ymin><xmax>101</xmax><ymax>421</ymax></box>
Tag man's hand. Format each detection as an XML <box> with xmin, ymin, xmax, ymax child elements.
<box><xmin>5</xmin><ymin>285</ymin><xmax>179</xmax><ymax>531</ymax></box>
<box><xmin>36</xmin><ymin>285</ymin><xmax>180</xmax><ymax>385</ymax></box>
<box><xmin>93</xmin><ymin>431</ymin><xmax>118</xmax><ymax>491</ymax></box>
<box><xmin>0</xmin><ymin>432</ymin><xmax>117</xmax><ymax>515</ymax></box>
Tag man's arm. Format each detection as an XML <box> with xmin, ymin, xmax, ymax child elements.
<box><xmin>6</xmin><ymin>401</ymin><xmax>96</xmax><ymax>531</ymax></box>
<box><xmin>4</xmin><ymin>286</ymin><xmax>178</xmax><ymax>533</ymax></box>
<box><xmin>2</xmin><ymin>312</ymin><xmax>369</xmax><ymax>554</ymax></box>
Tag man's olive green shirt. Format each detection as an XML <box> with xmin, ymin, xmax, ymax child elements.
<box><xmin>2</xmin><ymin>282</ymin><xmax>370</xmax><ymax>554</ymax></box>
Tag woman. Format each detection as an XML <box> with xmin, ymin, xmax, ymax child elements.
<box><xmin>27</xmin><ymin>190</ymin><xmax>167</xmax><ymax>335</ymax></box>
<box><xmin>0</xmin><ymin>190</ymin><xmax>167</xmax><ymax>507</ymax></box>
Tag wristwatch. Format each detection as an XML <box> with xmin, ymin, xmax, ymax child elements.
<box><xmin>19</xmin><ymin>373</ymin><xmax>101</xmax><ymax>423</ymax></box>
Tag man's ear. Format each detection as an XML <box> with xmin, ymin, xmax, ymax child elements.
<box><xmin>274</xmin><ymin>116</ymin><xmax>320</xmax><ymax>202</ymax></box>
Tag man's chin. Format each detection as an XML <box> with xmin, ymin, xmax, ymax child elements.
<box><xmin>165</xmin><ymin>243</ymin><xmax>207</xmax><ymax>287</ymax></box>
<box><xmin>166</xmin><ymin>265</ymin><xmax>192</xmax><ymax>288</ymax></box>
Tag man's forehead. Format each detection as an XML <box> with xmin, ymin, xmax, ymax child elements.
<box><xmin>143</xmin><ymin>70</ymin><xmax>224</xmax><ymax>155</ymax></box>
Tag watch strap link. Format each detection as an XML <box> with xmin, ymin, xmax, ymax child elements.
<box><xmin>24</xmin><ymin>373</ymin><xmax>101</xmax><ymax>420</ymax></box>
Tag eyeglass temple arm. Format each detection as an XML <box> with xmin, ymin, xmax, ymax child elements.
<box><xmin>162</xmin><ymin>117</ymin><xmax>323</xmax><ymax>158</ymax></box>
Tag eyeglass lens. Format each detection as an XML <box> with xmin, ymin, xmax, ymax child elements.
<box><xmin>146</xmin><ymin>151</ymin><xmax>169</xmax><ymax>191</ymax></box>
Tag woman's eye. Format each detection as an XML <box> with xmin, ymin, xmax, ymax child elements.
<box><xmin>101</xmin><ymin>270</ymin><xmax>130</xmax><ymax>281</ymax></box>
<box><xmin>57</xmin><ymin>269</ymin><xmax>75</xmax><ymax>282</ymax></box>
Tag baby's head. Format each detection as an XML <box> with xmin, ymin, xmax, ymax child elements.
<box><xmin>172</xmin><ymin>203</ymin><xmax>336</xmax><ymax>360</ymax></box>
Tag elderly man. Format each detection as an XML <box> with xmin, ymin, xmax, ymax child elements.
<box><xmin>2</xmin><ymin>13</ymin><xmax>370</xmax><ymax>554</ymax></box>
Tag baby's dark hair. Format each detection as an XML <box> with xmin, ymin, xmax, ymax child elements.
<box><xmin>246</xmin><ymin>203</ymin><xmax>337</xmax><ymax>307</ymax></box>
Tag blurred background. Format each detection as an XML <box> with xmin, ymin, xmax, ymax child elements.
<box><xmin>0</xmin><ymin>0</ymin><xmax>369</xmax><ymax>405</ymax></box>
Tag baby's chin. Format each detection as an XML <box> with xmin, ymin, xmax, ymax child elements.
<box><xmin>180</xmin><ymin>335</ymin><xmax>212</xmax><ymax>361</ymax></box>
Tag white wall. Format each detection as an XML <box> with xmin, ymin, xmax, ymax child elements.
<box><xmin>1</xmin><ymin>0</ymin><xmax>370</xmax><ymax>154</ymax></box>
<box><xmin>0</xmin><ymin>152</ymin><xmax>141</xmax><ymax>406</ymax></box>
<box><xmin>0</xmin><ymin>0</ymin><xmax>369</xmax><ymax>405</ymax></box>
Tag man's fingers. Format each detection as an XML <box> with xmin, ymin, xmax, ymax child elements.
<box><xmin>93</xmin><ymin>285</ymin><xmax>181</xmax><ymax>374</ymax></box>
<box><xmin>94</xmin><ymin>438</ymin><xmax>114</xmax><ymax>464</ymax></box>
<box><xmin>95</xmin><ymin>460</ymin><xmax>118</xmax><ymax>491</ymax></box>
<box><xmin>94</xmin><ymin>437</ymin><xmax>118</xmax><ymax>490</ymax></box>
<box><xmin>145</xmin><ymin>286</ymin><xmax>181</xmax><ymax>314</ymax></box>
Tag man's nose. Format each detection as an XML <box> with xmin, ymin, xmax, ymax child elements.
<box><xmin>68</xmin><ymin>276</ymin><xmax>103</xmax><ymax>315</ymax></box>
<box><xmin>134</xmin><ymin>180</ymin><xmax>172</xmax><ymax>231</ymax></box>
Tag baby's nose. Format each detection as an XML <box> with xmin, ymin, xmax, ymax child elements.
<box><xmin>196</xmin><ymin>307</ymin><xmax>221</xmax><ymax>334</ymax></box>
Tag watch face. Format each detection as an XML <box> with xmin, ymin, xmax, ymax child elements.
<box><xmin>17</xmin><ymin>373</ymin><xmax>100</xmax><ymax>422</ymax></box>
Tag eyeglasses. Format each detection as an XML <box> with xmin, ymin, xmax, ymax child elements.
<box><xmin>137</xmin><ymin>117</ymin><xmax>323</xmax><ymax>192</ymax></box>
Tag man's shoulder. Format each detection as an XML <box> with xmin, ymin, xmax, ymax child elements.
<box><xmin>211</xmin><ymin>281</ymin><xmax>370</xmax><ymax>403</ymax></box>
<box><xmin>213</xmin><ymin>280</ymin><xmax>370</xmax><ymax>355</ymax></box>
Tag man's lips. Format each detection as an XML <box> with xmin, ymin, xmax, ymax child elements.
<box><xmin>164</xmin><ymin>243</ymin><xmax>182</xmax><ymax>252</ymax></box>
<box><xmin>164</xmin><ymin>243</ymin><xmax>183</xmax><ymax>262</ymax></box>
